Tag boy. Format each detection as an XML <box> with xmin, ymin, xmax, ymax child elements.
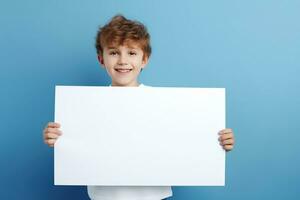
<box><xmin>43</xmin><ymin>15</ymin><xmax>235</xmax><ymax>200</ymax></box>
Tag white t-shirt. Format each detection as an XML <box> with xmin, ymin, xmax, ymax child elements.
<box><xmin>87</xmin><ymin>83</ymin><xmax>172</xmax><ymax>200</ymax></box>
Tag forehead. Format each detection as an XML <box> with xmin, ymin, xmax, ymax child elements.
<box><xmin>105</xmin><ymin>40</ymin><xmax>142</xmax><ymax>50</ymax></box>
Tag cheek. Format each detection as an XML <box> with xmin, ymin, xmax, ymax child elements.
<box><xmin>132</xmin><ymin>57</ymin><xmax>144</xmax><ymax>69</ymax></box>
<box><xmin>103</xmin><ymin>57</ymin><xmax>117</xmax><ymax>68</ymax></box>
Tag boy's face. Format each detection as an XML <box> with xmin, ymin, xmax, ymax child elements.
<box><xmin>98</xmin><ymin>44</ymin><xmax>148</xmax><ymax>87</ymax></box>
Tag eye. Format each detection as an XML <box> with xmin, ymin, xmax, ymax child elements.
<box><xmin>129</xmin><ymin>51</ymin><xmax>137</xmax><ymax>56</ymax></box>
<box><xmin>109</xmin><ymin>51</ymin><xmax>119</xmax><ymax>56</ymax></box>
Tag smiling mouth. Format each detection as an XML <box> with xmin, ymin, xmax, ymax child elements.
<box><xmin>115</xmin><ymin>69</ymin><xmax>133</xmax><ymax>73</ymax></box>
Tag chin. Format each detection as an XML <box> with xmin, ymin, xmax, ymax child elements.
<box><xmin>113</xmin><ymin>80</ymin><xmax>134</xmax><ymax>87</ymax></box>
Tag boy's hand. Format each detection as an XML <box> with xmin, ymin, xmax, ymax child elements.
<box><xmin>43</xmin><ymin>122</ymin><xmax>62</xmax><ymax>147</ymax></box>
<box><xmin>218</xmin><ymin>128</ymin><xmax>235</xmax><ymax>151</ymax></box>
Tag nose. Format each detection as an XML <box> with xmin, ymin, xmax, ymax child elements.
<box><xmin>117</xmin><ymin>53</ymin><xmax>128</xmax><ymax>66</ymax></box>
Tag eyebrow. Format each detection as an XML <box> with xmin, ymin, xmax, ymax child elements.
<box><xmin>126</xmin><ymin>45</ymin><xmax>140</xmax><ymax>50</ymax></box>
<box><xmin>107</xmin><ymin>47</ymin><xmax>118</xmax><ymax>50</ymax></box>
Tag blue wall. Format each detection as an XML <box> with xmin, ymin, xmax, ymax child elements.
<box><xmin>1</xmin><ymin>0</ymin><xmax>299</xmax><ymax>199</ymax></box>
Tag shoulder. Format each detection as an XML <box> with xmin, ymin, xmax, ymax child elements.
<box><xmin>139</xmin><ymin>84</ymin><xmax>151</xmax><ymax>88</ymax></box>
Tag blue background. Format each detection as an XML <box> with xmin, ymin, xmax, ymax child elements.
<box><xmin>1</xmin><ymin>0</ymin><xmax>299</xmax><ymax>199</ymax></box>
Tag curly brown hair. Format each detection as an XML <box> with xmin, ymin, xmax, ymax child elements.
<box><xmin>95</xmin><ymin>15</ymin><xmax>151</xmax><ymax>61</ymax></box>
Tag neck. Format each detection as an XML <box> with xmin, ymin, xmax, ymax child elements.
<box><xmin>111</xmin><ymin>80</ymin><xmax>140</xmax><ymax>87</ymax></box>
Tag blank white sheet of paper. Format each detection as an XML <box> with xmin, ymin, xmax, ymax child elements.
<box><xmin>54</xmin><ymin>86</ymin><xmax>225</xmax><ymax>186</ymax></box>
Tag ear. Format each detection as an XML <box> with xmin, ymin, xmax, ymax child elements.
<box><xmin>97</xmin><ymin>54</ymin><xmax>105</xmax><ymax>67</ymax></box>
<box><xmin>141</xmin><ymin>56</ymin><xmax>149</xmax><ymax>69</ymax></box>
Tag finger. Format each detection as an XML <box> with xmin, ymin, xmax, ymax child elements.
<box><xmin>218</xmin><ymin>128</ymin><xmax>233</xmax><ymax>135</ymax></box>
<box><xmin>219</xmin><ymin>132</ymin><xmax>234</xmax><ymax>141</ymax></box>
<box><xmin>223</xmin><ymin>145</ymin><xmax>234</xmax><ymax>151</ymax></box>
<box><xmin>221</xmin><ymin>139</ymin><xmax>234</xmax><ymax>145</ymax></box>
<box><xmin>45</xmin><ymin>139</ymin><xmax>57</xmax><ymax>146</ymax></box>
<box><xmin>47</xmin><ymin>122</ymin><xmax>61</xmax><ymax>128</ymax></box>
<box><xmin>45</xmin><ymin>133</ymin><xmax>60</xmax><ymax>140</ymax></box>
<box><xmin>44</xmin><ymin>127</ymin><xmax>62</xmax><ymax>135</ymax></box>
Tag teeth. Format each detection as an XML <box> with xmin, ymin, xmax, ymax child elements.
<box><xmin>116</xmin><ymin>69</ymin><xmax>131</xmax><ymax>73</ymax></box>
